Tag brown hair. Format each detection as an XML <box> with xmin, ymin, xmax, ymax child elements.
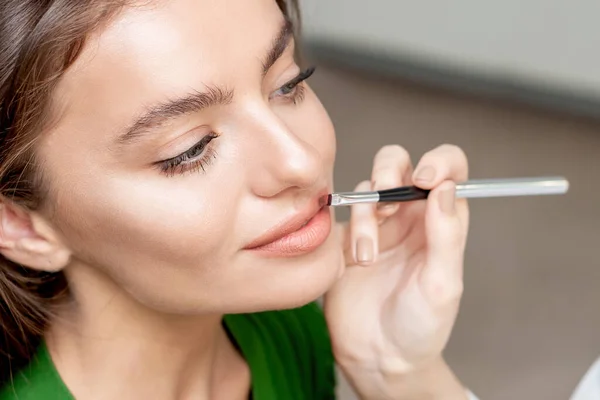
<box><xmin>0</xmin><ymin>0</ymin><xmax>299</xmax><ymax>386</ymax></box>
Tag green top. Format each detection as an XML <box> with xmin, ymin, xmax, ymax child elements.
<box><xmin>0</xmin><ymin>302</ymin><xmax>336</xmax><ymax>400</ymax></box>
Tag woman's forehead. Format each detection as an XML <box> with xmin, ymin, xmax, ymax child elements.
<box><xmin>85</xmin><ymin>0</ymin><xmax>285</xmax><ymax>67</ymax></box>
<box><xmin>50</xmin><ymin>0</ymin><xmax>287</xmax><ymax>144</ymax></box>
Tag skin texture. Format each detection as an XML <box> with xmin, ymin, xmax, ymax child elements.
<box><xmin>0</xmin><ymin>0</ymin><xmax>472</xmax><ymax>399</ymax></box>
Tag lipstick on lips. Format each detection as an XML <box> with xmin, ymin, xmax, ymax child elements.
<box><xmin>243</xmin><ymin>194</ymin><xmax>331</xmax><ymax>257</ymax></box>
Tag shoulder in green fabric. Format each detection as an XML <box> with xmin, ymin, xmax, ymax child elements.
<box><xmin>0</xmin><ymin>302</ymin><xmax>336</xmax><ymax>400</ymax></box>
<box><xmin>224</xmin><ymin>301</ymin><xmax>337</xmax><ymax>400</ymax></box>
<box><xmin>0</xmin><ymin>342</ymin><xmax>72</xmax><ymax>400</ymax></box>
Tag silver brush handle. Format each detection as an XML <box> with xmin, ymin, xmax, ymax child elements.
<box><xmin>455</xmin><ymin>177</ymin><xmax>569</xmax><ymax>198</ymax></box>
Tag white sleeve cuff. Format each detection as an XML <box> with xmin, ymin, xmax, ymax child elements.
<box><xmin>571</xmin><ymin>357</ymin><xmax>600</xmax><ymax>400</ymax></box>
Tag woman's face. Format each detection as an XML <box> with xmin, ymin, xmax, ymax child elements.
<box><xmin>37</xmin><ymin>0</ymin><xmax>341</xmax><ymax>313</ymax></box>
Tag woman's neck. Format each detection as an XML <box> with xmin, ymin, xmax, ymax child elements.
<box><xmin>46</xmin><ymin>262</ymin><xmax>250</xmax><ymax>400</ymax></box>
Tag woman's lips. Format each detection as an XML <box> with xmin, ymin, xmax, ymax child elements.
<box><xmin>244</xmin><ymin>205</ymin><xmax>332</xmax><ymax>257</ymax></box>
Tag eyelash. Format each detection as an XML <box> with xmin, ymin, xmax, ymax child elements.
<box><xmin>158</xmin><ymin>67</ymin><xmax>316</xmax><ymax>177</ymax></box>
<box><xmin>270</xmin><ymin>66</ymin><xmax>316</xmax><ymax>105</ymax></box>
<box><xmin>157</xmin><ymin>133</ymin><xmax>220</xmax><ymax>177</ymax></box>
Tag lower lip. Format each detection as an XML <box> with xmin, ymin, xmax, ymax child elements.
<box><xmin>247</xmin><ymin>207</ymin><xmax>332</xmax><ymax>257</ymax></box>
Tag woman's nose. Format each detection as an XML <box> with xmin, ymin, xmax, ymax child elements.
<box><xmin>246</xmin><ymin>113</ymin><xmax>322</xmax><ymax>198</ymax></box>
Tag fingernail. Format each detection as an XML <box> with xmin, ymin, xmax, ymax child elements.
<box><xmin>439</xmin><ymin>187</ymin><xmax>456</xmax><ymax>214</ymax></box>
<box><xmin>414</xmin><ymin>166</ymin><xmax>435</xmax><ymax>183</ymax></box>
<box><xmin>377</xmin><ymin>204</ymin><xmax>399</xmax><ymax>220</ymax></box>
<box><xmin>355</xmin><ymin>236</ymin><xmax>374</xmax><ymax>264</ymax></box>
<box><xmin>377</xmin><ymin>202</ymin><xmax>397</xmax><ymax>212</ymax></box>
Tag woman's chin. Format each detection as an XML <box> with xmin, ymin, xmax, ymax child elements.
<box><xmin>225</xmin><ymin>243</ymin><xmax>344</xmax><ymax>313</ymax></box>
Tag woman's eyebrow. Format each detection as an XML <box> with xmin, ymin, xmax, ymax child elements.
<box><xmin>262</xmin><ymin>18</ymin><xmax>294</xmax><ymax>77</ymax></box>
<box><xmin>116</xmin><ymin>19</ymin><xmax>294</xmax><ymax>146</ymax></box>
<box><xmin>117</xmin><ymin>86</ymin><xmax>233</xmax><ymax>145</ymax></box>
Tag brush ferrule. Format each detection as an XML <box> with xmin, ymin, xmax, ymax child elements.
<box><xmin>328</xmin><ymin>191</ymin><xmax>380</xmax><ymax>206</ymax></box>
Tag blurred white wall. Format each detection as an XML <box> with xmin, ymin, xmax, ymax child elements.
<box><xmin>301</xmin><ymin>0</ymin><xmax>600</xmax><ymax>97</ymax></box>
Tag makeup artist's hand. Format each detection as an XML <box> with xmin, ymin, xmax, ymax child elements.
<box><xmin>324</xmin><ymin>144</ymin><xmax>470</xmax><ymax>399</ymax></box>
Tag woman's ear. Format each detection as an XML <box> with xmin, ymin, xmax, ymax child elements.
<box><xmin>0</xmin><ymin>201</ymin><xmax>71</xmax><ymax>272</ymax></box>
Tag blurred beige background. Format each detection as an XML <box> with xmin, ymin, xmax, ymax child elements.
<box><xmin>309</xmin><ymin>64</ymin><xmax>600</xmax><ymax>400</ymax></box>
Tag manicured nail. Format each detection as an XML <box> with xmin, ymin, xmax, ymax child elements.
<box><xmin>355</xmin><ymin>236</ymin><xmax>374</xmax><ymax>264</ymax></box>
<box><xmin>414</xmin><ymin>166</ymin><xmax>435</xmax><ymax>184</ymax></box>
<box><xmin>439</xmin><ymin>187</ymin><xmax>456</xmax><ymax>214</ymax></box>
<box><xmin>377</xmin><ymin>202</ymin><xmax>397</xmax><ymax>212</ymax></box>
<box><xmin>377</xmin><ymin>204</ymin><xmax>399</xmax><ymax>221</ymax></box>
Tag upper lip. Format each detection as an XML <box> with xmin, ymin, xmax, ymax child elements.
<box><xmin>243</xmin><ymin>190</ymin><xmax>329</xmax><ymax>250</ymax></box>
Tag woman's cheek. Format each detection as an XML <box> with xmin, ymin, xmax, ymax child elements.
<box><xmin>51</xmin><ymin>172</ymin><xmax>229</xmax><ymax>263</ymax></box>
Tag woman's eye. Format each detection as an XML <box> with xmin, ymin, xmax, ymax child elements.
<box><xmin>270</xmin><ymin>66</ymin><xmax>316</xmax><ymax>104</ymax></box>
<box><xmin>188</xmin><ymin>142</ymin><xmax>205</xmax><ymax>158</ymax></box>
<box><xmin>280</xmin><ymin>82</ymin><xmax>297</xmax><ymax>95</ymax></box>
<box><xmin>156</xmin><ymin>132</ymin><xmax>220</xmax><ymax>177</ymax></box>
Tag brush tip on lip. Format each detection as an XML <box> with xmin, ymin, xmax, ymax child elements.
<box><xmin>320</xmin><ymin>194</ymin><xmax>332</xmax><ymax>207</ymax></box>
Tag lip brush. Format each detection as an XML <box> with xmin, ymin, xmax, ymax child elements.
<box><xmin>326</xmin><ymin>176</ymin><xmax>569</xmax><ymax>207</ymax></box>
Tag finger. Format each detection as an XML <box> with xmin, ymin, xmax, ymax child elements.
<box><xmin>412</xmin><ymin>144</ymin><xmax>469</xmax><ymax>189</ymax></box>
<box><xmin>370</xmin><ymin>145</ymin><xmax>413</xmax><ymax>219</ymax></box>
<box><xmin>413</xmin><ymin>144</ymin><xmax>469</xmax><ymax>235</ymax></box>
<box><xmin>348</xmin><ymin>180</ymin><xmax>379</xmax><ymax>266</ymax></box>
<box><xmin>421</xmin><ymin>181</ymin><xmax>466</xmax><ymax>305</ymax></box>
